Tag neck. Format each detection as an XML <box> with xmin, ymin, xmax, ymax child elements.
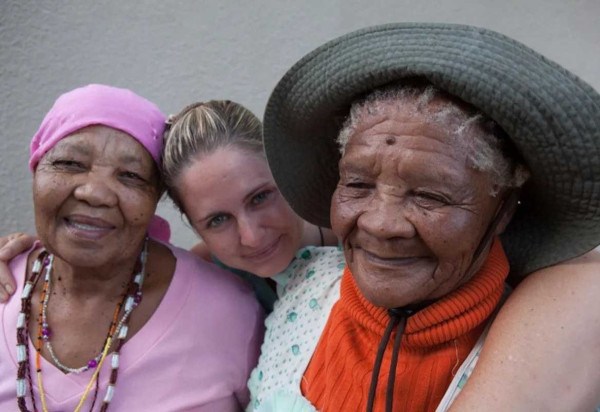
<box><xmin>300</xmin><ymin>221</ymin><xmax>337</xmax><ymax>248</ymax></box>
<box><xmin>47</xmin><ymin>243</ymin><xmax>145</xmax><ymax>299</ymax></box>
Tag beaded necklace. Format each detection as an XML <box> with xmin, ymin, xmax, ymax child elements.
<box><xmin>39</xmin><ymin>254</ymin><xmax>130</xmax><ymax>375</ymax></box>
<box><xmin>16</xmin><ymin>239</ymin><xmax>148</xmax><ymax>412</ymax></box>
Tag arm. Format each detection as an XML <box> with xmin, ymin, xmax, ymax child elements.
<box><xmin>0</xmin><ymin>233</ymin><xmax>37</xmax><ymax>302</ymax></box>
<box><xmin>449</xmin><ymin>249</ymin><xmax>600</xmax><ymax>411</ymax></box>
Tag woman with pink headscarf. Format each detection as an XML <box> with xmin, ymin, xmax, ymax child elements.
<box><xmin>0</xmin><ymin>84</ymin><xmax>263</xmax><ymax>411</ymax></box>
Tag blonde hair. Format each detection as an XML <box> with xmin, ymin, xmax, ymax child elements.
<box><xmin>162</xmin><ymin>100</ymin><xmax>263</xmax><ymax>210</ymax></box>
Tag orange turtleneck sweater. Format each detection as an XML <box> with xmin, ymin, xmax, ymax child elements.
<box><xmin>301</xmin><ymin>239</ymin><xmax>509</xmax><ymax>411</ymax></box>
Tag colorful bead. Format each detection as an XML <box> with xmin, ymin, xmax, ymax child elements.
<box><xmin>16</xmin><ymin>250</ymin><xmax>48</xmax><ymax>412</ymax></box>
<box><xmin>16</xmin><ymin>239</ymin><xmax>149</xmax><ymax>412</ymax></box>
<box><xmin>16</xmin><ymin>313</ymin><xmax>25</xmax><ymax>328</ymax></box>
<box><xmin>21</xmin><ymin>283</ymin><xmax>32</xmax><ymax>299</ymax></box>
<box><xmin>16</xmin><ymin>379</ymin><xmax>26</xmax><ymax>397</ymax></box>
<box><xmin>16</xmin><ymin>345</ymin><xmax>27</xmax><ymax>362</ymax></box>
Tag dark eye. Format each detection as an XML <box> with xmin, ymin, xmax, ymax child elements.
<box><xmin>120</xmin><ymin>171</ymin><xmax>145</xmax><ymax>181</ymax></box>
<box><xmin>207</xmin><ymin>214</ymin><xmax>230</xmax><ymax>229</ymax></box>
<box><xmin>414</xmin><ymin>191</ymin><xmax>450</xmax><ymax>208</ymax></box>
<box><xmin>250</xmin><ymin>190</ymin><xmax>272</xmax><ymax>206</ymax></box>
<box><xmin>338</xmin><ymin>178</ymin><xmax>373</xmax><ymax>199</ymax></box>
<box><xmin>52</xmin><ymin>159</ymin><xmax>85</xmax><ymax>170</ymax></box>
<box><xmin>346</xmin><ymin>182</ymin><xmax>372</xmax><ymax>189</ymax></box>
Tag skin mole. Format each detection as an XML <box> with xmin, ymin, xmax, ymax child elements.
<box><xmin>385</xmin><ymin>136</ymin><xmax>396</xmax><ymax>145</ymax></box>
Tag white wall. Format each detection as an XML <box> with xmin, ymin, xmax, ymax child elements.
<box><xmin>1</xmin><ymin>0</ymin><xmax>599</xmax><ymax>248</ymax></box>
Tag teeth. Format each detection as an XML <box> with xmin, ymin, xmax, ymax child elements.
<box><xmin>70</xmin><ymin>221</ymin><xmax>105</xmax><ymax>231</ymax></box>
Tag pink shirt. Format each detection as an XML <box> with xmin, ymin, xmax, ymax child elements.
<box><xmin>0</xmin><ymin>243</ymin><xmax>264</xmax><ymax>411</ymax></box>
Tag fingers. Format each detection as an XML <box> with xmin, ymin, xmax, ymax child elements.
<box><xmin>0</xmin><ymin>233</ymin><xmax>36</xmax><ymax>302</ymax></box>
<box><xmin>0</xmin><ymin>282</ymin><xmax>14</xmax><ymax>302</ymax></box>
<box><xmin>0</xmin><ymin>232</ymin><xmax>36</xmax><ymax>259</ymax></box>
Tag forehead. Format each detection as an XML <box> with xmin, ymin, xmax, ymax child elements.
<box><xmin>198</xmin><ymin>146</ymin><xmax>271</xmax><ymax>177</ymax></box>
<box><xmin>48</xmin><ymin>126</ymin><xmax>154</xmax><ymax>164</ymax></box>
<box><xmin>344</xmin><ymin>102</ymin><xmax>467</xmax><ymax>163</ymax></box>
<box><xmin>179</xmin><ymin>146</ymin><xmax>273</xmax><ymax>207</ymax></box>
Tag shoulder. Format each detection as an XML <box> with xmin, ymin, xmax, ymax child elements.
<box><xmin>501</xmin><ymin>248</ymin><xmax>600</xmax><ymax>329</ymax></box>
<box><xmin>6</xmin><ymin>246</ymin><xmax>43</xmax><ymax>295</ymax></box>
<box><xmin>528</xmin><ymin>247</ymin><xmax>600</xmax><ymax>280</ymax></box>
<box><xmin>8</xmin><ymin>249</ymin><xmax>32</xmax><ymax>271</ymax></box>
<box><xmin>162</xmin><ymin>241</ymin><xmax>264</xmax><ymax>356</ymax></box>
<box><xmin>449</xmin><ymin>249</ymin><xmax>600</xmax><ymax>411</ymax></box>
<box><xmin>276</xmin><ymin>246</ymin><xmax>345</xmax><ymax>291</ymax></box>
<box><xmin>249</xmin><ymin>247</ymin><xmax>345</xmax><ymax>410</ymax></box>
<box><xmin>169</xmin><ymin>242</ymin><xmax>257</xmax><ymax>297</ymax></box>
<box><xmin>167</xmin><ymin>245</ymin><xmax>262</xmax><ymax>316</ymax></box>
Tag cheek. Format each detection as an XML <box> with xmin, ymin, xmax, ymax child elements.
<box><xmin>330</xmin><ymin>191</ymin><xmax>362</xmax><ymax>239</ymax></box>
<box><xmin>421</xmin><ymin>212</ymin><xmax>488</xmax><ymax>270</ymax></box>
<box><xmin>122</xmin><ymin>192</ymin><xmax>159</xmax><ymax>227</ymax></box>
<box><xmin>199</xmin><ymin>231</ymin><xmax>233</xmax><ymax>260</ymax></box>
<box><xmin>32</xmin><ymin>175</ymin><xmax>65</xmax><ymax>215</ymax></box>
<box><xmin>268</xmin><ymin>200</ymin><xmax>303</xmax><ymax>237</ymax></box>
<box><xmin>280</xmin><ymin>204</ymin><xmax>304</xmax><ymax>238</ymax></box>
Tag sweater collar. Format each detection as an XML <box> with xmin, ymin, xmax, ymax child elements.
<box><xmin>340</xmin><ymin>238</ymin><xmax>509</xmax><ymax>348</ymax></box>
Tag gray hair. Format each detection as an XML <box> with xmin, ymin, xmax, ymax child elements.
<box><xmin>337</xmin><ymin>84</ymin><xmax>530</xmax><ymax>195</ymax></box>
<box><xmin>162</xmin><ymin>100</ymin><xmax>263</xmax><ymax>211</ymax></box>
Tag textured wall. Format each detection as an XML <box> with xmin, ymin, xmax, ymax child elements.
<box><xmin>1</xmin><ymin>0</ymin><xmax>599</xmax><ymax>248</ymax></box>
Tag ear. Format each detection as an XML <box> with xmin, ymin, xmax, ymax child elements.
<box><xmin>494</xmin><ymin>190</ymin><xmax>519</xmax><ymax>235</ymax></box>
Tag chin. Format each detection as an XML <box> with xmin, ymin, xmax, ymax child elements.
<box><xmin>353</xmin><ymin>273</ymin><xmax>424</xmax><ymax>309</ymax></box>
<box><xmin>366</xmin><ymin>290</ymin><xmax>429</xmax><ymax>309</ymax></box>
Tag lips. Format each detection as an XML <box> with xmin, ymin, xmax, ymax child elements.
<box><xmin>64</xmin><ymin>215</ymin><xmax>115</xmax><ymax>239</ymax></box>
<box><xmin>356</xmin><ymin>246</ymin><xmax>430</xmax><ymax>267</ymax></box>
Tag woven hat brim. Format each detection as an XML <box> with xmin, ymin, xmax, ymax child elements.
<box><xmin>263</xmin><ymin>23</ymin><xmax>600</xmax><ymax>278</ymax></box>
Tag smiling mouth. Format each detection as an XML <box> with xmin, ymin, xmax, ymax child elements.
<box><xmin>68</xmin><ymin>221</ymin><xmax>108</xmax><ymax>231</ymax></box>
<box><xmin>359</xmin><ymin>248</ymin><xmax>427</xmax><ymax>266</ymax></box>
<box><xmin>64</xmin><ymin>216</ymin><xmax>115</xmax><ymax>237</ymax></box>
<box><xmin>243</xmin><ymin>236</ymin><xmax>282</xmax><ymax>261</ymax></box>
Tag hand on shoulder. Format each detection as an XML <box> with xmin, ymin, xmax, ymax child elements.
<box><xmin>0</xmin><ymin>233</ymin><xmax>37</xmax><ymax>302</ymax></box>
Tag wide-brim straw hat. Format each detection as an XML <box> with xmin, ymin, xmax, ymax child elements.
<box><xmin>263</xmin><ymin>23</ymin><xmax>600</xmax><ymax>279</ymax></box>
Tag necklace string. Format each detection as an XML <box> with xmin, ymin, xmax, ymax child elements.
<box><xmin>16</xmin><ymin>251</ymin><xmax>48</xmax><ymax>412</ymax></box>
<box><xmin>16</xmin><ymin>238</ymin><xmax>149</xmax><ymax>412</ymax></box>
<box><xmin>40</xmin><ymin>255</ymin><xmax>129</xmax><ymax>375</ymax></box>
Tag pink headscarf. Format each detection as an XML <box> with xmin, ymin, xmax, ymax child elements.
<box><xmin>29</xmin><ymin>84</ymin><xmax>165</xmax><ymax>170</ymax></box>
<box><xmin>29</xmin><ymin>84</ymin><xmax>170</xmax><ymax>242</ymax></box>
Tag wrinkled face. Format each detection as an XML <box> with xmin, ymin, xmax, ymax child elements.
<box><xmin>33</xmin><ymin>126</ymin><xmax>160</xmax><ymax>269</ymax></box>
<box><xmin>331</xmin><ymin>102</ymin><xmax>505</xmax><ymax>308</ymax></box>
<box><xmin>175</xmin><ymin>146</ymin><xmax>305</xmax><ymax>277</ymax></box>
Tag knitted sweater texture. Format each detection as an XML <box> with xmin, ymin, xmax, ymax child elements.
<box><xmin>301</xmin><ymin>240</ymin><xmax>509</xmax><ymax>411</ymax></box>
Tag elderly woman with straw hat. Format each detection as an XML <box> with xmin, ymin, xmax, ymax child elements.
<box><xmin>248</xmin><ymin>23</ymin><xmax>600</xmax><ymax>411</ymax></box>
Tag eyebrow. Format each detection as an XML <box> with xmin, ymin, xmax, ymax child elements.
<box><xmin>118</xmin><ymin>154</ymin><xmax>147</xmax><ymax>167</ymax></box>
<box><xmin>338</xmin><ymin>158</ymin><xmax>377</xmax><ymax>176</ymax></box>
<box><xmin>50</xmin><ymin>142</ymin><xmax>92</xmax><ymax>157</ymax></box>
<box><xmin>243</xmin><ymin>182</ymin><xmax>272</xmax><ymax>202</ymax></box>
<box><xmin>62</xmin><ymin>141</ymin><xmax>147</xmax><ymax>164</ymax></box>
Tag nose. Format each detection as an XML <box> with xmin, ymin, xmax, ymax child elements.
<box><xmin>237</xmin><ymin>214</ymin><xmax>264</xmax><ymax>248</ymax></box>
<box><xmin>358</xmin><ymin>195</ymin><xmax>416</xmax><ymax>239</ymax></box>
<box><xmin>73</xmin><ymin>173</ymin><xmax>118</xmax><ymax>208</ymax></box>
